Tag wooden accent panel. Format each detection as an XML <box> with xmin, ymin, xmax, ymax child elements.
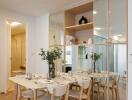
<box><xmin>66</xmin><ymin>2</ymin><xmax>93</xmax><ymax>15</ymax></box>
<box><xmin>65</xmin><ymin>12</ymin><xmax>75</xmax><ymax>27</ymax></box>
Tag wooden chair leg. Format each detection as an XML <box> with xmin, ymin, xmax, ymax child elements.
<box><xmin>112</xmin><ymin>88</ymin><xmax>114</xmax><ymax>100</ymax></box>
<box><xmin>103</xmin><ymin>93</ymin><xmax>105</xmax><ymax>100</ymax></box>
<box><xmin>115</xmin><ymin>88</ymin><xmax>119</xmax><ymax>100</ymax></box>
<box><xmin>97</xmin><ymin>92</ymin><xmax>99</xmax><ymax>100</ymax></box>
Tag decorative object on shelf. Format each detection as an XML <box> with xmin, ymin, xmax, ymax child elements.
<box><xmin>90</xmin><ymin>53</ymin><xmax>101</xmax><ymax>72</ymax></box>
<box><xmin>87</xmin><ymin>38</ymin><xmax>92</xmax><ymax>45</ymax></box>
<box><xmin>83</xmin><ymin>41</ymin><xmax>87</xmax><ymax>44</ymax></box>
<box><xmin>79</xmin><ymin>16</ymin><xmax>88</xmax><ymax>24</ymax></box>
<box><xmin>39</xmin><ymin>47</ymin><xmax>62</xmax><ymax>79</ymax></box>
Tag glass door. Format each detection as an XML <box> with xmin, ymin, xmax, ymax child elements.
<box><xmin>93</xmin><ymin>0</ymin><xmax>127</xmax><ymax>100</ymax></box>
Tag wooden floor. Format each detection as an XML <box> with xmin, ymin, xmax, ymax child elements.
<box><xmin>0</xmin><ymin>91</ymin><xmax>16</xmax><ymax>100</ymax></box>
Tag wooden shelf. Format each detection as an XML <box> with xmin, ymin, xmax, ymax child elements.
<box><xmin>65</xmin><ymin>22</ymin><xmax>93</xmax><ymax>31</ymax></box>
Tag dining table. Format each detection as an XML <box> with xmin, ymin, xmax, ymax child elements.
<box><xmin>9</xmin><ymin>72</ymin><xmax>117</xmax><ymax>100</ymax></box>
<box><xmin>9</xmin><ymin>73</ymin><xmax>82</xmax><ymax>100</ymax></box>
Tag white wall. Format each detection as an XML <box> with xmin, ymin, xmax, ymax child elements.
<box><xmin>0</xmin><ymin>9</ymin><xmax>49</xmax><ymax>93</ymax></box>
<box><xmin>34</xmin><ymin>14</ymin><xmax>49</xmax><ymax>74</ymax></box>
<box><xmin>0</xmin><ymin>9</ymin><xmax>35</xmax><ymax>93</ymax></box>
<box><xmin>128</xmin><ymin>0</ymin><xmax>132</xmax><ymax>100</ymax></box>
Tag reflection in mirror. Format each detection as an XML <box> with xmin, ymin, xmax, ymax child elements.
<box><xmin>49</xmin><ymin>12</ymin><xmax>64</xmax><ymax>46</ymax></box>
<box><xmin>109</xmin><ymin>0</ymin><xmax>127</xmax><ymax>43</ymax></box>
<box><xmin>66</xmin><ymin>45</ymin><xmax>92</xmax><ymax>72</ymax></box>
<box><xmin>93</xmin><ymin>0</ymin><xmax>109</xmax><ymax>41</ymax></box>
<box><xmin>49</xmin><ymin>0</ymin><xmax>127</xmax><ymax>99</ymax></box>
<box><xmin>49</xmin><ymin>12</ymin><xmax>65</xmax><ymax>72</ymax></box>
<box><xmin>93</xmin><ymin>0</ymin><xmax>127</xmax><ymax>99</ymax></box>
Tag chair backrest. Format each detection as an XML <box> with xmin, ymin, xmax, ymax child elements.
<box><xmin>48</xmin><ymin>83</ymin><xmax>67</xmax><ymax>97</ymax></box>
<box><xmin>111</xmin><ymin>74</ymin><xmax>120</xmax><ymax>87</ymax></box>
<box><xmin>100</xmin><ymin>77</ymin><xmax>107</xmax><ymax>85</ymax></box>
<box><xmin>76</xmin><ymin>78</ymin><xmax>91</xmax><ymax>100</ymax></box>
<box><xmin>77</xmin><ymin>77</ymin><xmax>91</xmax><ymax>89</ymax></box>
<box><xmin>114</xmin><ymin>74</ymin><xmax>120</xmax><ymax>85</ymax></box>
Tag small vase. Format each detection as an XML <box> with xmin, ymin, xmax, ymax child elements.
<box><xmin>79</xmin><ymin>16</ymin><xmax>88</xmax><ymax>24</ymax></box>
<box><xmin>49</xmin><ymin>63</ymin><xmax>55</xmax><ymax>79</ymax></box>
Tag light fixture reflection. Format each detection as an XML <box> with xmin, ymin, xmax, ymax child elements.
<box><xmin>95</xmin><ymin>27</ymin><xmax>101</xmax><ymax>30</ymax></box>
<box><xmin>6</xmin><ymin>21</ymin><xmax>21</xmax><ymax>26</ymax></box>
<box><xmin>93</xmin><ymin>11</ymin><xmax>97</xmax><ymax>14</ymax></box>
<box><xmin>10</xmin><ymin>22</ymin><xmax>21</xmax><ymax>26</ymax></box>
<box><xmin>113</xmin><ymin>36</ymin><xmax>119</xmax><ymax>41</ymax></box>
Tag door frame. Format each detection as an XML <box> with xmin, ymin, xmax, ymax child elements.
<box><xmin>6</xmin><ymin>19</ymin><xmax>28</xmax><ymax>92</ymax></box>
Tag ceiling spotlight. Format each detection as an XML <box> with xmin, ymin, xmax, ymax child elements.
<box><xmin>94</xmin><ymin>30</ymin><xmax>98</xmax><ymax>35</ymax></box>
<box><xmin>113</xmin><ymin>36</ymin><xmax>119</xmax><ymax>41</ymax></box>
<box><xmin>10</xmin><ymin>22</ymin><xmax>21</xmax><ymax>26</ymax></box>
<box><xmin>95</xmin><ymin>27</ymin><xmax>101</xmax><ymax>30</ymax></box>
<box><xmin>93</xmin><ymin>11</ymin><xmax>97</xmax><ymax>14</ymax></box>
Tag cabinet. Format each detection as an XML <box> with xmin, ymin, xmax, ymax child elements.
<box><xmin>64</xmin><ymin>2</ymin><xmax>93</xmax><ymax>45</ymax></box>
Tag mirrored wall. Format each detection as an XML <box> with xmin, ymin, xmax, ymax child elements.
<box><xmin>49</xmin><ymin>0</ymin><xmax>127</xmax><ymax>99</ymax></box>
<box><xmin>93</xmin><ymin>0</ymin><xmax>127</xmax><ymax>99</ymax></box>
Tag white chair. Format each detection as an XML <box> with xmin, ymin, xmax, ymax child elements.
<box><xmin>68</xmin><ymin>78</ymin><xmax>91</xmax><ymax>100</ymax></box>
<box><xmin>39</xmin><ymin>83</ymin><xmax>69</xmax><ymax>100</ymax></box>
<box><xmin>21</xmin><ymin>89</ymin><xmax>44</xmax><ymax>100</ymax></box>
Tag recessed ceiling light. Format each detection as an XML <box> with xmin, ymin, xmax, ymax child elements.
<box><xmin>95</xmin><ymin>27</ymin><xmax>101</xmax><ymax>30</ymax></box>
<box><xmin>93</xmin><ymin>11</ymin><xmax>97</xmax><ymax>14</ymax></box>
<box><xmin>10</xmin><ymin>22</ymin><xmax>21</xmax><ymax>26</ymax></box>
<box><xmin>94</xmin><ymin>30</ymin><xmax>98</xmax><ymax>35</ymax></box>
<box><xmin>113</xmin><ymin>36</ymin><xmax>119</xmax><ymax>41</ymax></box>
<box><xmin>6</xmin><ymin>21</ymin><xmax>21</xmax><ymax>26</ymax></box>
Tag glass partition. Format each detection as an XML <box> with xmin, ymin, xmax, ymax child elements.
<box><xmin>93</xmin><ymin>0</ymin><xmax>127</xmax><ymax>100</ymax></box>
<box><xmin>65</xmin><ymin>45</ymin><xmax>92</xmax><ymax>72</ymax></box>
<box><xmin>49</xmin><ymin>12</ymin><xmax>65</xmax><ymax>72</ymax></box>
<box><xmin>49</xmin><ymin>0</ymin><xmax>127</xmax><ymax>99</ymax></box>
<box><xmin>49</xmin><ymin>12</ymin><xmax>64</xmax><ymax>46</ymax></box>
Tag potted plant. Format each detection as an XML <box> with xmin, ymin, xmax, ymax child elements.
<box><xmin>90</xmin><ymin>53</ymin><xmax>101</xmax><ymax>72</ymax></box>
<box><xmin>39</xmin><ymin>47</ymin><xmax>62</xmax><ymax>79</ymax></box>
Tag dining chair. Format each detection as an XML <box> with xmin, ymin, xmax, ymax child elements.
<box><xmin>110</xmin><ymin>74</ymin><xmax>120</xmax><ymax>100</ymax></box>
<box><xmin>21</xmin><ymin>83</ymin><xmax>68</xmax><ymax>100</ymax></box>
<box><xmin>40</xmin><ymin>83</ymin><xmax>69</xmax><ymax>100</ymax></box>
<box><xmin>21</xmin><ymin>89</ymin><xmax>45</xmax><ymax>100</ymax></box>
<box><xmin>68</xmin><ymin>78</ymin><xmax>91</xmax><ymax>100</ymax></box>
<box><xmin>93</xmin><ymin>77</ymin><xmax>107</xmax><ymax>100</ymax></box>
<box><xmin>70</xmin><ymin>71</ymin><xmax>89</xmax><ymax>91</ymax></box>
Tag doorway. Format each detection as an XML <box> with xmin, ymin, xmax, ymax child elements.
<box><xmin>7</xmin><ymin>21</ymin><xmax>27</xmax><ymax>92</ymax></box>
<box><xmin>10</xmin><ymin>22</ymin><xmax>26</xmax><ymax>76</ymax></box>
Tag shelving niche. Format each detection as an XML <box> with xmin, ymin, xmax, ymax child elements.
<box><xmin>65</xmin><ymin>1</ymin><xmax>93</xmax><ymax>45</ymax></box>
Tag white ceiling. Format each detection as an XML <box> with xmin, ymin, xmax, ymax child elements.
<box><xmin>0</xmin><ymin>0</ymin><xmax>89</xmax><ymax>16</ymax></box>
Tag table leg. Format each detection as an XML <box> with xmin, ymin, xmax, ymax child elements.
<box><xmin>15</xmin><ymin>84</ymin><xmax>20</xmax><ymax>100</ymax></box>
<box><xmin>91</xmin><ymin>77</ymin><xmax>93</xmax><ymax>100</ymax></box>
<box><xmin>33</xmin><ymin>89</ymin><xmax>37</xmax><ymax>100</ymax></box>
